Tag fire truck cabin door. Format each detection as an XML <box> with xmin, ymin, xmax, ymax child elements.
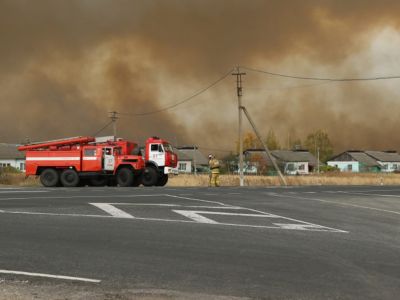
<box><xmin>103</xmin><ymin>147</ymin><xmax>115</xmax><ymax>171</ymax></box>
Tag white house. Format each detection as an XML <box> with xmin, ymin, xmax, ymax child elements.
<box><xmin>365</xmin><ymin>151</ymin><xmax>400</xmax><ymax>172</ymax></box>
<box><xmin>0</xmin><ymin>143</ymin><xmax>26</xmax><ymax>172</ymax></box>
<box><xmin>176</xmin><ymin>146</ymin><xmax>209</xmax><ymax>173</ymax></box>
<box><xmin>327</xmin><ymin>150</ymin><xmax>400</xmax><ymax>173</ymax></box>
<box><xmin>244</xmin><ymin>149</ymin><xmax>320</xmax><ymax>175</ymax></box>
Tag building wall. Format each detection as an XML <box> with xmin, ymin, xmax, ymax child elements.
<box><xmin>178</xmin><ymin>160</ymin><xmax>192</xmax><ymax>173</ymax></box>
<box><xmin>327</xmin><ymin>161</ymin><xmax>359</xmax><ymax>172</ymax></box>
<box><xmin>284</xmin><ymin>162</ymin><xmax>309</xmax><ymax>175</ymax></box>
<box><xmin>378</xmin><ymin>161</ymin><xmax>400</xmax><ymax>172</ymax></box>
<box><xmin>0</xmin><ymin>159</ymin><xmax>26</xmax><ymax>172</ymax></box>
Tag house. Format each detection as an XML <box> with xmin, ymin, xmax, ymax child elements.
<box><xmin>327</xmin><ymin>150</ymin><xmax>400</xmax><ymax>173</ymax></box>
<box><xmin>244</xmin><ymin>149</ymin><xmax>320</xmax><ymax>175</ymax></box>
<box><xmin>364</xmin><ymin>151</ymin><xmax>400</xmax><ymax>172</ymax></box>
<box><xmin>176</xmin><ymin>146</ymin><xmax>209</xmax><ymax>173</ymax></box>
<box><xmin>0</xmin><ymin>143</ymin><xmax>26</xmax><ymax>172</ymax></box>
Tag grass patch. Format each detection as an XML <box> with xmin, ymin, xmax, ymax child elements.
<box><xmin>168</xmin><ymin>173</ymin><xmax>400</xmax><ymax>187</ymax></box>
<box><xmin>1</xmin><ymin>172</ymin><xmax>400</xmax><ymax>187</ymax></box>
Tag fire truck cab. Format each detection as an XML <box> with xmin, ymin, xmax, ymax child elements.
<box><xmin>142</xmin><ymin>137</ymin><xmax>178</xmax><ymax>186</ymax></box>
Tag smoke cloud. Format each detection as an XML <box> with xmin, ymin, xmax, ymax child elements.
<box><xmin>1</xmin><ymin>0</ymin><xmax>400</xmax><ymax>152</ymax></box>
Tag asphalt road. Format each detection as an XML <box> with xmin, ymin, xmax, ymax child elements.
<box><xmin>0</xmin><ymin>185</ymin><xmax>399</xmax><ymax>299</ymax></box>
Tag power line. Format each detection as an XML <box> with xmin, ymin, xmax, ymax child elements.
<box><xmin>116</xmin><ymin>68</ymin><xmax>234</xmax><ymax>117</ymax></box>
<box><xmin>243</xmin><ymin>66</ymin><xmax>400</xmax><ymax>81</ymax></box>
<box><xmin>92</xmin><ymin>121</ymin><xmax>113</xmax><ymax>136</ymax></box>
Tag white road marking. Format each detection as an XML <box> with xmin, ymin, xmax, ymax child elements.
<box><xmin>0</xmin><ymin>194</ymin><xmax>167</xmax><ymax>201</ymax></box>
<box><xmin>272</xmin><ymin>223</ymin><xmax>328</xmax><ymax>231</ymax></box>
<box><xmin>90</xmin><ymin>203</ymin><xmax>135</xmax><ymax>218</ymax></box>
<box><xmin>165</xmin><ymin>194</ymin><xmax>228</xmax><ymax>206</ymax></box>
<box><xmin>173</xmin><ymin>210</ymin><xmax>219</xmax><ymax>224</ymax></box>
<box><xmin>0</xmin><ymin>190</ymin><xmax>48</xmax><ymax>194</ymax></box>
<box><xmin>0</xmin><ymin>193</ymin><xmax>347</xmax><ymax>232</ymax></box>
<box><xmin>272</xmin><ymin>193</ymin><xmax>400</xmax><ymax>216</ymax></box>
<box><xmin>0</xmin><ymin>270</ymin><xmax>100</xmax><ymax>283</ymax></box>
<box><xmin>233</xmin><ymin>205</ymin><xmax>347</xmax><ymax>233</ymax></box>
<box><xmin>337</xmin><ymin>191</ymin><xmax>400</xmax><ymax>198</ymax></box>
<box><xmin>0</xmin><ymin>208</ymin><xmax>346</xmax><ymax>232</ymax></box>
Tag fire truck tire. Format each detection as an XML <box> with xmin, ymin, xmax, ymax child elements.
<box><xmin>116</xmin><ymin>168</ymin><xmax>134</xmax><ymax>187</ymax></box>
<box><xmin>89</xmin><ymin>176</ymin><xmax>108</xmax><ymax>187</ymax></box>
<box><xmin>141</xmin><ymin>167</ymin><xmax>158</xmax><ymax>187</ymax></box>
<box><xmin>156</xmin><ymin>174</ymin><xmax>168</xmax><ymax>186</ymax></box>
<box><xmin>40</xmin><ymin>168</ymin><xmax>60</xmax><ymax>187</ymax></box>
<box><xmin>60</xmin><ymin>169</ymin><xmax>80</xmax><ymax>187</ymax></box>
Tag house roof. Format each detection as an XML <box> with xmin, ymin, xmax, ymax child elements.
<box><xmin>348</xmin><ymin>152</ymin><xmax>380</xmax><ymax>167</ymax></box>
<box><xmin>176</xmin><ymin>147</ymin><xmax>209</xmax><ymax>165</ymax></box>
<box><xmin>244</xmin><ymin>149</ymin><xmax>320</xmax><ymax>166</ymax></box>
<box><xmin>328</xmin><ymin>150</ymin><xmax>400</xmax><ymax>166</ymax></box>
<box><xmin>0</xmin><ymin>144</ymin><xmax>25</xmax><ymax>159</ymax></box>
<box><xmin>365</xmin><ymin>151</ymin><xmax>400</xmax><ymax>163</ymax></box>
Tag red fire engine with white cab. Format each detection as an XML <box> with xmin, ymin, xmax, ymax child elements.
<box><xmin>18</xmin><ymin>136</ymin><xmax>178</xmax><ymax>187</ymax></box>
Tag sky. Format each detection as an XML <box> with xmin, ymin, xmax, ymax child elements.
<box><xmin>1</xmin><ymin>0</ymin><xmax>400</xmax><ymax>153</ymax></box>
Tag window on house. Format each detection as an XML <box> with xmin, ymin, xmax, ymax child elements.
<box><xmin>348</xmin><ymin>164</ymin><xmax>353</xmax><ymax>171</ymax></box>
<box><xmin>179</xmin><ymin>162</ymin><xmax>187</xmax><ymax>171</ymax></box>
<box><xmin>393</xmin><ymin>164</ymin><xmax>398</xmax><ymax>170</ymax></box>
<box><xmin>19</xmin><ymin>163</ymin><xmax>25</xmax><ymax>171</ymax></box>
<box><xmin>287</xmin><ymin>163</ymin><xmax>294</xmax><ymax>171</ymax></box>
<box><xmin>298</xmin><ymin>164</ymin><xmax>305</xmax><ymax>171</ymax></box>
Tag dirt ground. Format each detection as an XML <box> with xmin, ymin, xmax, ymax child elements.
<box><xmin>0</xmin><ymin>278</ymin><xmax>246</xmax><ymax>300</ymax></box>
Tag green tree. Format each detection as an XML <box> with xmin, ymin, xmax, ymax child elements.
<box><xmin>304</xmin><ymin>129</ymin><xmax>333</xmax><ymax>163</ymax></box>
<box><xmin>265</xmin><ymin>129</ymin><xmax>281</xmax><ymax>150</ymax></box>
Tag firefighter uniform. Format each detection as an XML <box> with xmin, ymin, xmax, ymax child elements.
<box><xmin>208</xmin><ymin>155</ymin><xmax>220</xmax><ymax>187</ymax></box>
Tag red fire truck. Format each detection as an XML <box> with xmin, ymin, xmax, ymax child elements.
<box><xmin>18</xmin><ymin>136</ymin><xmax>178</xmax><ymax>187</ymax></box>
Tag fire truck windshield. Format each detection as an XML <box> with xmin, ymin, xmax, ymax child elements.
<box><xmin>163</xmin><ymin>143</ymin><xmax>173</xmax><ymax>152</ymax></box>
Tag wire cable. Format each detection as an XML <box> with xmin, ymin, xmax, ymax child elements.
<box><xmin>117</xmin><ymin>68</ymin><xmax>234</xmax><ymax>117</ymax></box>
<box><xmin>92</xmin><ymin>121</ymin><xmax>113</xmax><ymax>136</ymax></box>
<box><xmin>242</xmin><ymin>66</ymin><xmax>400</xmax><ymax>81</ymax></box>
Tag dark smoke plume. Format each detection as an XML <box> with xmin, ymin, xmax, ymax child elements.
<box><xmin>1</xmin><ymin>0</ymin><xmax>400</xmax><ymax>152</ymax></box>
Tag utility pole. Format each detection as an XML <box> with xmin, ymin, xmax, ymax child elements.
<box><xmin>241</xmin><ymin>107</ymin><xmax>287</xmax><ymax>186</ymax></box>
<box><xmin>109</xmin><ymin>111</ymin><xmax>118</xmax><ymax>139</ymax></box>
<box><xmin>232</xmin><ymin>67</ymin><xmax>246</xmax><ymax>187</ymax></box>
<box><xmin>317</xmin><ymin>147</ymin><xmax>320</xmax><ymax>173</ymax></box>
<box><xmin>193</xmin><ymin>146</ymin><xmax>197</xmax><ymax>176</ymax></box>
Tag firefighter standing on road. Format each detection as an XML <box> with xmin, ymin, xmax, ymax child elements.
<box><xmin>208</xmin><ymin>154</ymin><xmax>220</xmax><ymax>187</ymax></box>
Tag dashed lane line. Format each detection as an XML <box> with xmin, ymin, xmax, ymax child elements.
<box><xmin>0</xmin><ymin>270</ymin><xmax>100</xmax><ymax>283</ymax></box>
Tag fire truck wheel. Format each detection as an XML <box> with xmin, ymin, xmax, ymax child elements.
<box><xmin>40</xmin><ymin>168</ymin><xmax>60</xmax><ymax>187</ymax></box>
<box><xmin>156</xmin><ymin>174</ymin><xmax>168</xmax><ymax>186</ymax></box>
<box><xmin>141</xmin><ymin>167</ymin><xmax>158</xmax><ymax>187</ymax></box>
<box><xmin>116</xmin><ymin>168</ymin><xmax>134</xmax><ymax>187</ymax></box>
<box><xmin>60</xmin><ymin>169</ymin><xmax>80</xmax><ymax>187</ymax></box>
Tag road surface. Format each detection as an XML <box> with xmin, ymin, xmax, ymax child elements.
<box><xmin>0</xmin><ymin>185</ymin><xmax>399</xmax><ymax>299</ymax></box>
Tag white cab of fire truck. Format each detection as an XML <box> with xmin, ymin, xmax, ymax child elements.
<box><xmin>102</xmin><ymin>147</ymin><xmax>115</xmax><ymax>171</ymax></box>
<box><xmin>142</xmin><ymin>137</ymin><xmax>178</xmax><ymax>187</ymax></box>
